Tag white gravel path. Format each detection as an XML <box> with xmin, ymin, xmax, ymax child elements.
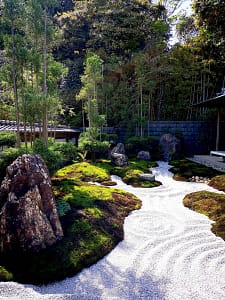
<box><xmin>1</xmin><ymin>161</ymin><xmax>225</xmax><ymax>300</ymax></box>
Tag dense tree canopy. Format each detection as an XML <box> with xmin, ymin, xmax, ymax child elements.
<box><xmin>0</xmin><ymin>0</ymin><xmax>224</xmax><ymax>139</ymax></box>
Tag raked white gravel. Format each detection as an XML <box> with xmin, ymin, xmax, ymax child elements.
<box><xmin>1</xmin><ymin>161</ymin><xmax>225</xmax><ymax>300</ymax></box>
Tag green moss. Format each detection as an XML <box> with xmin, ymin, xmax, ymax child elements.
<box><xmin>62</xmin><ymin>184</ymin><xmax>115</xmax><ymax>207</ymax></box>
<box><xmin>95</xmin><ymin>159</ymin><xmax>159</xmax><ymax>188</ymax></box>
<box><xmin>0</xmin><ymin>266</ymin><xmax>13</xmax><ymax>281</ymax></box>
<box><xmin>209</xmin><ymin>175</ymin><xmax>225</xmax><ymax>192</ymax></box>
<box><xmin>0</xmin><ymin>160</ymin><xmax>141</xmax><ymax>284</ymax></box>
<box><xmin>55</xmin><ymin>162</ymin><xmax>110</xmax><ymax>182</ymax></box>
<box><xmin>183</xmin><ymin>190</ymin><xmax>225</xmax><ymax>241</ymax></box>
<box><xmin>85</xmin><ymin>207</ymin><xmax>103</xmax><ymax>219</ymax></box>
<box><xmin>170</xmin><ymin>159</ymin><xmax>224</xmax><ymax>181</ymax></box>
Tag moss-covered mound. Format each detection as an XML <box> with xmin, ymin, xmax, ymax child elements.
<box><xmin>169</xmin><ymin>159</ymin><xmax>223</xmax><ymax>181</ymax></box>
<box><xmin>0</xmin><ymin>161</ymin><xmax>141</xmax><ymax>284</ymax></box>
<box><xmin>183</xmin><ymin>191</ymin><xmax>225</xmax><ymax>240</ymax></box>
<box><xmin>209</xmin><ymin>175</ymin><xmax>225</xmax><ymax>192</ymax></box>
<box><xmin>94</xmin><ymin>159</ymin><xmax>161</xmax><ymax>188</ymax></box>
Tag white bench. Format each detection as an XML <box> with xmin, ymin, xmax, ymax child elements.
<box><xmin>210</xmin><ymin>151</ymin><xmax>225</xmax><ymax>161</ymax></box>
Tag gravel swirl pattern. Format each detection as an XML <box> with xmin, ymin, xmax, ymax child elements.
<box><xmin>1</xmin><ymin>161</ymin><xmax>225</xmax><ymax>300</ymax></box>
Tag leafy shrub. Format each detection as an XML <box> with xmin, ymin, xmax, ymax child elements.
<box><xmin>50</xmin><ymin>142</ymin><xmax>77</xmax><ymax>162</ymax></box>
<box><xmin>56</xmin><ymin>199</ymin><xmax>71</xmax><ymax>217</ymax></box>
<box><xmin>33</xmin><ymin>138</ymin><xmax>62</xmax><ymax>175</ymax></box>
<box><xmin>78</xmin><ymin>133</ymin><xmax>110</xmax><ymax>160</ymax></box>
<box><xmin>0</xmin><ymin>131</ymin><xmax>17</xmax><ymax>148</ymax></box>
<box><xmin>126</xmin><ymin>136</ymin><xmax>159</xmax><ymax>158</ymax></box>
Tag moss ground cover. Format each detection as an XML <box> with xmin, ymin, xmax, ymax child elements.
<box><xmin>171</xmin><ymin>159</ymin><xmax>225</xmax><ymax>241</ymax></box>
<box><xmin>0</xmin><ymin>160</ymin><xmax>141</xmax><ymax>284</ymax></box>
<box><xmin>169</xmin><ymin>159</ymin><xmax>224</xmax><ymax>181</ymax></box>
<box><xmin>209</xmin><ymin>175</ymin><xmax>225</xmax><ymax>192</ymax></box>
<box><xmin>94</xmin><ymin>159</ymin><xmax>161</xmax><ymax>188</ymax></box>
<box><xmin>183</xmin><ymin>191</ymin><xmax>225</xmax><ymax>240</ymax></box>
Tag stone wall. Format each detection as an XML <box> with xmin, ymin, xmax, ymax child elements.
<box><xmin>115</xmin><ymin>121</ymin><xmax>225</xmax><ymax>156</ymax></box>
<box><xmin>147</xmin><ymin>121</ymin><xmax>225</xmax><ymax>156</ymax></box>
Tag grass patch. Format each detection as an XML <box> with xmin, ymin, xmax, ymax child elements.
<box><xmin>183</xmin><ymin>190</ymin><xmax>225</xmax><ymax>240</ymax></box>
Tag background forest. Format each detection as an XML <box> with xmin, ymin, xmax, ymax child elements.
<box><xmin>0</xmin><ymin>0</ymin><xmax>225</xmax><ymax>139</ymax></box>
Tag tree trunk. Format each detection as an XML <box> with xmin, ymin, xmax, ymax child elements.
<box><xmin>11</xmin><ymin>21</ymin><xmax>20</xmax><ymax>147</ymax></box>
<box><xmin>42</xmin><ymin>5</ymin><xmax>48</xmax><ymax>146</ymax></box>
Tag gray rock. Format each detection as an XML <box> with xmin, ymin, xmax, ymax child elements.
<box><xmin>110</xmin><ymin>143</ymin><xmax>128</xmax><ymax>166</ymax></box>
<box><xmin>111</xmin><ymin>143</ymin><xmax>126</xmax><ymax>155</ymax></box>
<box><xmin>0</xmin><ymin>154</ymin><xmax>63</xmax><ymax>252</ymax></box>
<box><xmin>137</xmin><ymin>151</ymin><xmax>151</xmax><ymax>161</ymax></box>
<box><xmin>159</xmin><ymin>133</ymin><xmax>181</xmax><ymax>161</ymax></box>
<box><xmin>111</xmin><ymin>153</ymin><xmax>128</xmax><ymax>167</ymax></box>
<box><xmin>138</xmin><ymin>173</ymin><xmax>155</xmax><ymax>182</ymax></box>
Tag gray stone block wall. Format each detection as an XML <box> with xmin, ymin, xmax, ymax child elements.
<box><xmin>116</xmin><ymin>121</ymin><xmax>225</xmax><ymax>156</ymax></box>
<box><xmin>146</xmin><ymin>121</ymin><xmax>225</xmax><ymax>156</ymax></box>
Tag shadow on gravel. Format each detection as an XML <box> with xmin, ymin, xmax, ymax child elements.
<box><xmin>33</xmin><ymin>259</ymin><xmax>167</xmax><ymax>300</ymax></box>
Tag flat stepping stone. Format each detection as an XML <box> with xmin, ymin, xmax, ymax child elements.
<box><xmin>138</xmin><ymin>173</ymin><xmax>155</xmax><ymax>182</ymax></box>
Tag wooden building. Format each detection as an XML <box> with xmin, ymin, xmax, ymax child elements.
<box><xmin>193</xmin><ymin>94</ymin><xmax>225</xmax><ymax>151</ymax></box>
<box><xmin>0</xmin><ymin>120</ymin><xmax>81</xmax><ymax>145</ymax></box>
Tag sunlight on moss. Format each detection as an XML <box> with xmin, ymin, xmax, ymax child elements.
<box><xmin>55</xmin><ymin>162</ymin><xmax>110</xmax><ymax>182</ymax></box>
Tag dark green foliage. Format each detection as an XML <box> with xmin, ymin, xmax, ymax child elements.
<box><xmin>56</xmin><ymin>199</ymin><xmax>71</xmax><ymax>217</ymax></box>
<box><xmin>0</xmin><ymin>132</ymin><xmax>17</xmax><ymax>148</ymax></box>
<box><xmin>32</xmin><ymin>139</ymin><xmax>77</xmax><ymax>175</ymax></box>
<box><xmin>50</xmin><ymin>141</ymin><xmax>77</xmax><ymax>163</ymax></box>
<box><xmin>33</xmin><ymin>138</ymin><xmax>63</xmax><ymax>175</ymax></box>
<box><xmin>78</xmin><ymin>132</ymin><xmax>110</xmax><ymax>160</ymax></box>
<box><xmin>126</xmin><ymin>136</ymin><xmax>160</xmax><ymax>158</ymax></box>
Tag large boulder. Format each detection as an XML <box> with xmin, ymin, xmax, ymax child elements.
<box><xmin>111</xmin><ymin>142</ymin><xmax>126</xmax><ymax>155</ymax></box>
<box><xmin>137</xmin><ymin>151</ymin><xmax>151</xmax><ymax>161</ymax></box>
<box><xmin>0</xmin><ymin>154</ymin><xmax>63</xmax><ymax>252</ymax></box>
<box><xmin>110</xmin><ymin>143</ymin><xmax>128</xmax><ymax>167</ymax></box>
<box><xmin>111</xmin><ymin>153</ymin><xmax>129</xmax><ymax>167</ymax></box>
<box><xmin>159</xmin><ymin>133</ymin><xmax>181</xmax><ymax>161</ymax></box>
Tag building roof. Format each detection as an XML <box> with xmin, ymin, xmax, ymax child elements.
<box><xmin>0</xmin><ymin>120</ymin><xmax>81</xmax><ymax>133</ymax></box>
<box><xmin>193</xmin><ymin>94</ymin><xmax>225</xmax><ymax>108</ymax></box>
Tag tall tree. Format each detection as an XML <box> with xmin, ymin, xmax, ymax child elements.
<box><xmin>77</xmin><ymin>52</ymin><xmax>105</xmax><ymax>139</ymax></box>
<box><xmin>2</xmin><ymin>0</ymin><xmax>25</xmax><ymax>146</ymax></box>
